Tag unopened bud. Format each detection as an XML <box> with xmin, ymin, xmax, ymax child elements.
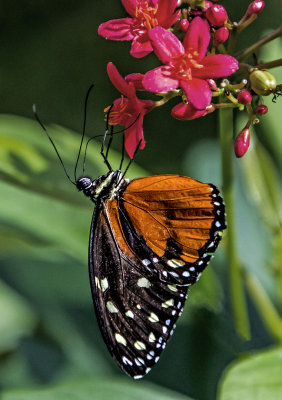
<box><xmin>178</xmin><ymin>19</ymin><xmax>189</xmax><ymax>32</ymax></box>
<box><xmin>206</xmin><ymin>5</ymin><xmax>228</xmax><ymax>26</ymax></box>
<box><xmin>249</xmin><ymin>70</ymin><xmax>277</xmax><ymax>96</ymax></box>
<box><xmin>254</xmin><ymin>104</ymin><xmax>268</xmax><ymax>115</ymax></box>
<box><xmin>237</xmin><ymin>90</ymin><xmax>252</xmax><ymax>104</ymax></box>
<box><xmin>203</xmin><ymin>1</ymin><xmax>213</xmax><ymax>9</ymax></box>
<box><xmin>246</xmin><ymin>1</ymin><xmax>265</xmax><ymax>16</ymax></box>
<box><xmin>234</xmin><ymin>128</ymin><xmax>250</xmax><ymax>158</ymax></box>
<box><xmin>213</xmin><ymin>27</ymin><xmax>229</xmax><ymax>46</ymax></box>
<box><xmin>206</xmin><ymin>79</ymin><xmax>218</xmax><ymax>90</ymax></box>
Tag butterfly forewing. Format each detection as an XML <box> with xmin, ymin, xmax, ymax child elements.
<box><xmin>89</xmin><ymin>174</ymin><xmax>226</xmax><ymax>379</ymax></box>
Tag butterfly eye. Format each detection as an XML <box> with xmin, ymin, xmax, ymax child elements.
<box><xmin>76</xmin><ymin>177</ymin><xmax>92</xmax><ymax>192</ymax></box>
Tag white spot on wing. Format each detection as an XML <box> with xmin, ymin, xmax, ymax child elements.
<box><xmin>167</xmin><ymin>284</ymin><xmax>178</xmax><ymax>292</ymax></box>
<box><xmin>106</xmin><ymin>301</ymin><xmax>118</xmax><ymax>313</ymax></box>
<box><xmin>125</xmin><ymin>310</ymin><xmax>134</xmax><ymax>318</ymax></box>
<box><xmin>149</xmin><ymin>313</ymin><xmax>159</xmax><ymax>323</ymax></box>
<box><xmin>162</xmin><ymin>298</ymin><xmax>174</xmax><ymax>308</ymax></box>
<box><xmin>94</xmin><ymin>276</ymin><xmax>100</xmax><ymax>289</ymax></box>
<box><xmin>100</xmin><ymin>278</ymin><xmax>109</xmax><ymax>292</ymax></box>
<box><xmin>122</xmin><ymin>356</ymin><xmax>132</xmax><ymax>366</ymax></box>
<box><xmin>142</xmin><ymin>259</ymin><xmax>151</xmax><ymax>266</ymax></box>
<box><xmin>137</xmin><ymin>277</ymin><xmax>151</xmax><ymax>288</ymax></box>
<box><xmin>115</xmin><ymin>333</ymin><xmax>127</xmax><ymax>346</ymax></box>
<box><xmin>149</xmin><ymin>332</ymin><xmax>156</xmax><ymax>342</ymax></box>
<box><xmin>167</xmin><ymin>259</ymin><xmax>185</xmax><ymax>268</ymax></box>
<box><xmin>134</xmin><ymin>341</ymin><xmax>146</xmax><ymax>350</ymax></box>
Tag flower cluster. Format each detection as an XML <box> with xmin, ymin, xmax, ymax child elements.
<box><xmin>99</xmin><ymin>0</ymin><xmax>281</xmax><ymax>158</ymax></box>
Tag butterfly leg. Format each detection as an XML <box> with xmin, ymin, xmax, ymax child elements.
<box><xmin>100</xmin><ymin>105</ymin><xmax>114</xmax><ymax>171</ymax></box>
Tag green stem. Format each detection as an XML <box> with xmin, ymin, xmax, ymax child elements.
<box><xmin>219</xmin><ymin>106</ymin><xmax>250</xmax><ymax>340</ymax></box>
<box><xmin>236</xmin><ymin>25</ymin><xmax>282</xmax><ymax>62</ymax></box>
<box><xmin>227</xmin><ymin>23</ymin><xmax>238</xmax><ymax>55</ymax></box>
<box><xmin>256</xmin><ymin>58</ymin><xmax>282</xmax><ymax>70</ymax></box>
<box><xmin>245</xmin><ymin>272</ymin><xmax>282</xmax><ymax>344</ymax></box>
<box><xmin>214</xmin><ymin>103</ymin><xmax>237</xmax><ymax>108</ymax></box>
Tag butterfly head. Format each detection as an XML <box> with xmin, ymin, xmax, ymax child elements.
<box><xmin>76</xmin><ymin>170</ymin><xmax>127</xmax><ymax>201</ymax></box>
<box><xmin>76</xmin><ymin>176</ymin><xmax>93</xmax><ymax>196</ymax></box>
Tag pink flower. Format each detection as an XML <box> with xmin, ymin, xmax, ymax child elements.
<box><xmin>98</xmin><ymin>0</ymin><xmax>180</xmax><ymax>58</ymax></box>
<box><xmin>142</xmin><ymin>17</ymin><xmax>238</xmax><ymax>110</ymax></box>
<box><xmin>106</xmin><ymin>62</ymin><xmax>154</xmax><ymax>158</ymax></box>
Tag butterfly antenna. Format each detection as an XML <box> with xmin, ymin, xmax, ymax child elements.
<box><xmin>32</xmin><ymin>104</ymin><xmax>76</xmax><ymax>185</ymax></box>
<box><xmin>74</xmin><ymin>84</ymin><xmax>95</xmax><ymax>181</ymax></box>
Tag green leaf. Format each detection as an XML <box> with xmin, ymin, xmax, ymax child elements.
<box><xmin>218</xmin><ymin>347</ymin><xmax>282</xmax><ymax>400</ymax></box>
<box><xmin>0</xmin><ymin>280</ymin><xmax>37</xmax><ymax>353</ymax></box>
<box><xmin>2</xmin><ymin>379</ymin><xmax>194</xmax><ymax>400</ymax></box>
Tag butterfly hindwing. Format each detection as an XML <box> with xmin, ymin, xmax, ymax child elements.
<box><xmin>89</xmin><ymin>174</ymin><xmax>226</xmax><ymax>379</ymax></box>
<box><xmin>89</xmin><ymin>198</ymin><xmax>189</xmax><ymax>379</ymax></box>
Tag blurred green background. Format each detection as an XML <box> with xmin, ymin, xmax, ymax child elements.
<box><xmin>0</xmin><ymin>1</ymin><xmax>281</xmax><ymax>399</ymax></box>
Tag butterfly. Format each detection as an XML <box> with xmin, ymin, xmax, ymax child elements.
<box><xmin>76</xmin><ymin>170</ymin><xmax>226</xmax><ymax>379</ymax></box>
<box><xmin>33</xmin><ymin>90</ymin><xmax>226</xmax><ymax>380</ymax></box>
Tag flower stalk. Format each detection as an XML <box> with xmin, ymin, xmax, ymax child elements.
<box><xmin>245</xmin><ymin>272</ymin><xmax>282</xmax><ymax>344</ymax></box>
<box><xmin>219</xmin><ymin>105</ymin><xmax>250</xmax><ymax>340</ymax></box>
<box><xmin>236</xmin><ymin>25</ymin><xmax>282</xmax><ymax>62</ymax></box>
<box><xmin>256</xmin><ymin>58</ymin><xmax>282</xmax><ymax>70</ymax></box>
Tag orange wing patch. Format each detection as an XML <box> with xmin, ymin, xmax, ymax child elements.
<box><xmin>121</xmin><ymin>175</ymin><xmax>216</xmax><ymax>263</ymax></box>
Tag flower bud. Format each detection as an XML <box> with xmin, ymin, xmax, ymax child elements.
<box><xmin>234</xmin><ymin>128</ymin><xmax>250</xmax><ymax>158</ymax></box>
<box><xmin>237</xmin><ymin>90</ymin><xmax>252</xmax><ymax>104</ymax></box>
<box><xmin>203</xmin><ymin>1</ymin><xmax>213</xmax><ymax>9</ymax></box>
<box><xmin>206</xmin><ymin>5</ymin><xmax>228</xmax><ymax>26</ymax></box>
<box><xmin>178</xmin><ymin>19</ymin><xmax>189</xmax><ymax>32</ymax></box>
<box><xmin>254</xmin><ymin>104</ymin><xmax>268</xmax><ymax>115</ymax></box>
<box><xmin>249</xmin><ymin>70</ymin><xmax>277</xmax><ymax>96</ymax></box>
<box><xmin>246</xmin><ymin>1</ymin><xmax>265</xmax><ymax>16</ymax></box>
<box><xmin>206</xmin><ymin>79</ymin><xmax>218</xmax><ymax>90</ymax></box>
<box><xmin>213</xmin><ymin>27</ymin><xmax>229</xmax><ymax>46</ymax></box>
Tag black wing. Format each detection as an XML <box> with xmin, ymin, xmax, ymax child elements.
<box><xmin>88</xmin><ymin>198</ymin><xmax>189</xmax><ymax>379</ymax></box>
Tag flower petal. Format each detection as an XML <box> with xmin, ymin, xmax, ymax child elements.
<box><xmin>193</xmin><ymin>55</ymin><xmax>239</xmax><ymax>79</ymax></box>
<box><xmin>171</xmin><ymin>102</ymin><xmax>209</xmax><ymax>120</ymax></box>
<box><xmin>125</xmin><ymin>73</ymin><xmax>145</xmax><ymax>90</ymax></box>
<box><xmin>125</xmin><ymin>115</ymin><xmax>145</xmax><ymax>159</ymax></box>
<box><xmin>98</xmin><ymin>18</ymin><xmax>134</xmax><ymax>41</ymax></box>
<box><xmin>121</xmin><ymin>0</ymin><xmax>138</xmax><ymax>17</ymax></box>
<box><xmin>107</xmin><ymin>63</ymin><xmax>135</xmax><ymax>98</ymax></box>
<box><xmin>160</xmin><ymin>10</ymin><xmax>181</xmax><ymax>29</ymax></box>
<box><xmin>181</xmin><ymin>78</ymin><xmax>212</xmax><ymax>110</ymax></box>
<box><xmin>130</xmin><ymin>35</ymin><xmax>153</xmax><ymax>58</ymax></box>
<box><xmin>183</xmin><ymin>16</ymin><xmax>210</xmax><ymax>60</ymax></box>
<box><xmin>143</xmin><ymin>66</ymin><xmax>179</xmax><ymax>93</ymax></box>
<box><xmin>148</xmin><ymin>27</ymin><xmax>184</xmax><ymax>64</ymax></box>
<box><xmin>156</xmin><ymin>0</ymin><xmax>179</xmax><ymax>25</ymax></box>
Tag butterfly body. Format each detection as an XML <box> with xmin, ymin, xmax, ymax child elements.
<box><xmin>76</xmin><ymin>172</ymin><xmax>226</xmax><ymax>379</ymax></box>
